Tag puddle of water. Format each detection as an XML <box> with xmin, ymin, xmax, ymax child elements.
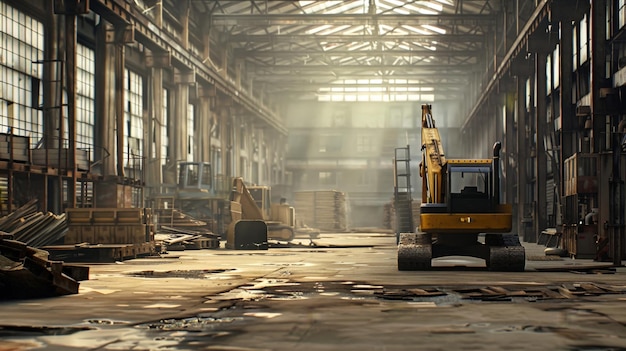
<box><xmin>269</xmin><ymin>293</ymin><xmax>307</xmax><ymax>301</ymax></box>
<box><xmin>136</xmin><ymin>315</ymin><xmax>243</xmax><ymax>331</ymax></box>
<box><xmin>86</xmin><ymin>319</ymin><xmax>130</xmax><ymax>326</ymax></box>
<box><xmin>353</xmin><ymin>284</ymin><xmax>383</xmax><ymax>289</ymax></box>
<box><xmin>205</xmin><ymin>274</ymin><xmax>243</xmax><ymax>280</ymax></box>
<box><xmin>253</xmin><ymin>262</ymin><xmax>312</xmax><ymax>267</ymax></box>
<box><xmin>351</xmin><ymin>289</ymin><xmax>379</xmax><ymax>295</ymax></box>
<box><xmin>407</xmin><ymin>302</ymin><xmax>437</xmax><ymax>308</ymax></box>
<box><xmin>242</xmin><ymin>279</ymin><xmax>300</xmax><ymax>290</ymax></box>
<box><xmin>143</xmin><ymin>303</ymin><xmax>181</xmax><ymax>309</ymax></box>
<box><xmin>210</xmin><ymin>288</ymin><xmax>266</xmax><ymax>301</ymax></box>
<box><xmin>127</xmin><ymin>269</ymin><xmax>234</xmax><ymax>279</ymax></box>
<box><xmin>243</xmin><ymin>312</ymin><xmax>282</xmax><ymax>319</ymax></box>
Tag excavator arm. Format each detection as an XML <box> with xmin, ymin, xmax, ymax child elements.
<box><xmin>420</xmin><ymin>104</ymin><xmax>446</xmax><ymax>204</ymax></box>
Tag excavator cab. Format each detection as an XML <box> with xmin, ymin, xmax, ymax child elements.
<box><xmin>448</xmin><ymin>162</ymin><xmax>494</xmax><ymax>214</ymax></box>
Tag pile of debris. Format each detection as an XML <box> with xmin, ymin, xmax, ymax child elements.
<box><xmin>0</xmin><ymin>199</ymin><xmax>67</xmax><ymax>247</ymax></box>
<box><xmin>155</xmin><ymin>226</ymin><xmax>220</xmax><ymax>251</ymax></box>
<box><xmin>154</xmin><ymin>210</ymin><xmax>221</xmax><ymax>251</ymax></box>
<box><xmin>0</xmin><ymin>235</ymin><xmax>88</xmax><ymax>299</ymax></box>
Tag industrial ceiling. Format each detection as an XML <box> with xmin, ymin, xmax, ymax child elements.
<box><xmin>185</xmin><ymin>0</ymin><xmax>502</xmax><ymax>102</ymax></box>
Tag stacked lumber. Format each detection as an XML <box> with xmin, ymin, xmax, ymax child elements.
<box><xmin>294</xmin><ymin>191</ymin><xmax>348</xmax><ymax>232</ymax></box>
<box><xmin>0</xmin><ymin>238</ymin><xmax>88</xmax><ymax>299</ymax></box>
<box><xmin>0</xmin><ymin>199</ymin><xmax>68</xmax><ymax>248</ymax></box>
<box><xmin>155</xmin><ymin>225</ymin><xmax>220</xmax><ymax>251</ymax></box>
<box><xmin>154</xmin><ymin>210</ymin><xmax>221</xmax><ymax>251</ymax></box>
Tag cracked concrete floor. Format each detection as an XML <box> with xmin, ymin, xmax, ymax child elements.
<box><xmin>1</xmin><ymin>232</ymin><xmax>626</xmax><ymax>351</ymax></box>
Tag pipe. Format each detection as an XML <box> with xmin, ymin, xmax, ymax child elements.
<box><xmin>493</xmin><ymin>141</ymin><xmax>502</xmax><ymax>206</ymax></box>
<box><xmin>584</xmin><ymin>208</ymin><xmax>599</xmax><ymax>225</ymax></box>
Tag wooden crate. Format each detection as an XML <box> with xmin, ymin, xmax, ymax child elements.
<box><xmin>31</xmin><ymin>148</ymin><xmax>90</xmax><ymax>171</ymax></box>
<box><xmin>116</xmin><ymin>209</ymin><xmax>144</xmax><ymax>224</ymax></box>
<box><xmin>66</xmin><ymin>208</ymin><xmax>146</xmax><ymax>225</ymax></box>
<box><xmin>0</xmin><ymin>134</ymin><xmax>30</xmax><ymax>162</ymax></box>
<box><xmin>65</xmin><ymin>209</ymin><xmax>92</xmax><ymax>224</ymax></box>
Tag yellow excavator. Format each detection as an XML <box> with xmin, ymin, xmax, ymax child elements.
<box><xmin>226</xmin><ymin>177</ymin><xmax>295</xmax><ymax>249</ymax></box>
<box><xmin>397</xmin><ymin>104</ymin><xmax>525</xmax><ymax>271</ymax></box>
<box><xmin>173</xmin><ymin>162</ymin><xmax>295</xmax><ymax>249</ymax></box>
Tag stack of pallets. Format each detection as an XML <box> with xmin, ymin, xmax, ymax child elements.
<box><xmin>295</xmin><ymin>190</ymin><xmax>348</xmax><ymax>232</ymax></box>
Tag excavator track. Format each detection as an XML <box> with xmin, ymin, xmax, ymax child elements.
<box><xmin>397</xmin><ymin>232</ymin><xmax>525</xmax><ymax>271</ymax></box>
<box><xmin>485</xmin><ymin>233</ymin><xmax>526</xmax><ymax>272</ymax></box>
<box><xmin>397</xmin><ymin>233</ymin><xmax>432</xmax><ymax>271</ymax></box>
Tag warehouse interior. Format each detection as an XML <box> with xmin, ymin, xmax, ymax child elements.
<box><xmin>2</xmin><ymin>0</ymin><xmax>626</xmax><ymax>350</ymax></box>
<box><xmin>0</xmin><ymin>0</ymin><xmax>621</xmax><ymax>260</ymax></box>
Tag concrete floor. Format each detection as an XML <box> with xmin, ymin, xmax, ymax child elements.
<box><xmin>1</xmin><ymin>232</ymin><xmax>626</xmax><ymax>351</ymax></box>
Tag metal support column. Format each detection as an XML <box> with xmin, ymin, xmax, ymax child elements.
<box><xmin>114</xmin><ymin>26</ymin><xmax>126</xmax><ymax>178</ymax></box>
<box><xmin>516</xmin><ymin>71</ymin><xmax>529</xmax><ymax>240</ymax></box>
<box><xmin>534</xmin><ymin>50</ymin><xmax>549</xmax><ymax>241</ymax></box>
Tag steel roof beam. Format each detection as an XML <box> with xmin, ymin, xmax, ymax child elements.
<box><xmin>227</xmin><ymin>33</ymin><xmax>485</xmax><ymax>44</ymax></box>
<box><xmin>251</xmin><ymin>64</ymin><xmax>480</xmax><ymax>72</ymax></box>
<box><xmin>250</xmin><ymin>74</ymin><xmax>471</xmax><ymax>81</ymax></box>
<box><xmin>210</xmin><ymin>13</ymin><xmax>495</xmax><ymax>26</ymax></box>
<box><xmin>263</xmin><ymin>82</ymin><xmax>465</xmax><ymax>90</ymax></box>
<box><xmin>235</xmin><ymin>49</ymin><xmax>481</xmax><ymax>57</ymax></box>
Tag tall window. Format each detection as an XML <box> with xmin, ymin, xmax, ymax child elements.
<box><xmin>76</xmin><ymin>43</ymin><xmax>95</xmax><ymax>159</ymax></box>
<box><xmin>0</xmin><ymin>3</ymin><xmax>44</xmax><ymax>145</ymax></box>
<box><xmin>187</xmin><ymin>103</ymin><xmax>194</xmax><ymax>161</ymax></box>
<box><xmin>552</xmin><ymin>45</ymin><xmax>560</xmax><ymax>89</ymax></box>
<box><xmin>573</xmin><ymin>23</ymin><xmax>578</xmax><ymax>69</ymax></box>
<box><xmin>579</xmin><ymin>14</ymin><xmax>588</xmax><ymax>66</ymax></box>
<box><xmin>124</xmin><ymin>69</ymin><xmax>143</xmax><ymax>171</ymax></box>
<box><xmin>546</xmin><ymin>54</ymin><xmax>552</xmax><ymax>92</ymax></box>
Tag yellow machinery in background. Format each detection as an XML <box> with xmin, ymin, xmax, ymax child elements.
<box><xmin>397</xmin><ymin>104</ymin><xmax>525</xmax><ymax>271</ymax></box>
<box><xmin>247</xmin><ymin>184</ymin><xmax>296</xmax><ymax>241</ymax></box>
<box><xmin>226</xmin><ymin>178</ymin><xmax>295</xmax><ymax>249</ymax></box>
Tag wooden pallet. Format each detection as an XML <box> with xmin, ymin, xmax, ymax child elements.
<box><xmin>43</xmin><ymin>242</ymin><xmax>155</xmax><ymax>263</ymax></box>
<box><xmin>183</xmin><ymin>237</ymin><xmax>220</xmax><ymax>250</ymax></box>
